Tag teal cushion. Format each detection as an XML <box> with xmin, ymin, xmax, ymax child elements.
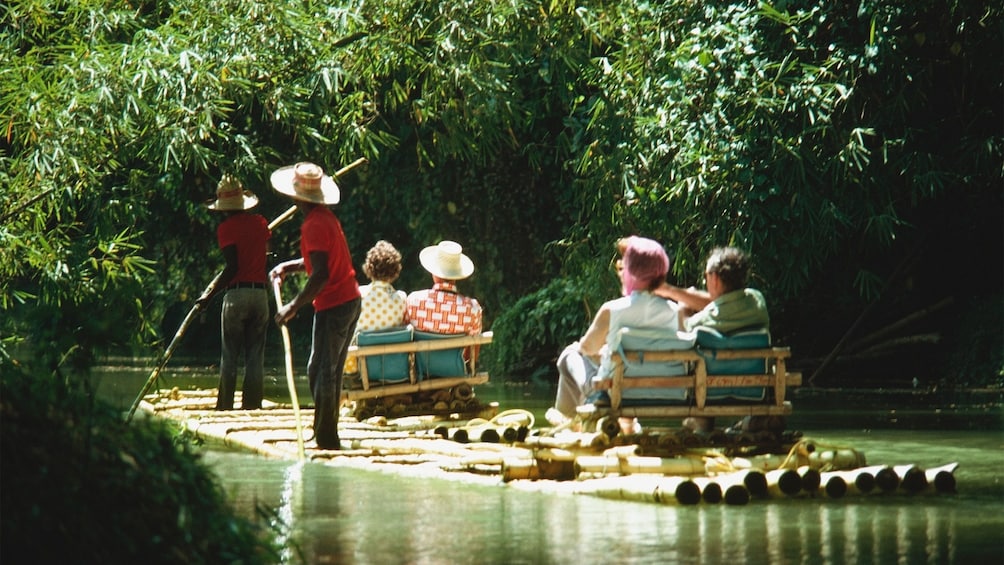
<box><xmin>414</xmin><ymin>331</ymin><xmax>469</xmax><ymax>378</ymax></box>
<box><xmin>616</xmin><ymin>327</ymin><xmax>694</xmax><ymax>404</ymax></box>
<box><xmin>357</xmin><ymin>326</ymin><xmax>413</xmax><ymax>383</ymax></box>
<box><xmin>695</xmin><ymin>327</ymin><xmax>769</xmax><ymax>402</ymax></box>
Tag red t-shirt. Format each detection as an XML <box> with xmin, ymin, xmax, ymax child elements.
<box><xmin>300</xmin><ymin>206</ymin><xmax>360</xmax><ymax>311</ymax></box>
<box><xmin>217</xmin><ymin>212</ymin><xmax>270</xmax><ymax>284</ymax></box>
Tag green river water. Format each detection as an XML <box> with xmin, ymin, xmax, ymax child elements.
<box><xmin>96</xmin><ymin>363</ymin><xmax>1003</xmax><ymax>565</ymax></box>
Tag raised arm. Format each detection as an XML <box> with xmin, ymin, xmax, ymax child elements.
<box><xmin>655</xmin><ymin>282</ymin><xmax>712</xmax><ymax>315</ymax></box>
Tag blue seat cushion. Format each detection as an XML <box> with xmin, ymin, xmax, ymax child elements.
<box><xmin>357</xmin><ymin>326</ymin><xmax>413</xmax><ymax>383</ymax></box>
<box><xmin>616</xmin><ymin>327</ymin><xmax>694</xmax><ymax>405</ymax></box>
<box><xmin>414</xmin><ymin>331</ymin><xmax>469</xmax><ymax>378</ymax></box>
<box><xmin>695</xmin><ymin>327</ymin><xmax>769</xmax><ymax>402</ymax></box>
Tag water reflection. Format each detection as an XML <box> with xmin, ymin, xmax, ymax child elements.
<box><xmin>97</xmin><ymin>366</ymin><xmax>1003</xmax><ymax>564</ymax></box>
<box><xmin>207</xmin><ymin>445</ymin><xmax>1002</xmax><ymax>565</ymax></box>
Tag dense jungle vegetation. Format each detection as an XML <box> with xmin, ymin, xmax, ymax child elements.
<box><xmin>3</xmin><ymin>0</ymin><xmax>1000</xmax><ymax>387</ymax></box>
<box><xmin>2</xmin><ymin>0</ymin><xmax>1000</xmax><ymax>560</ymax></box>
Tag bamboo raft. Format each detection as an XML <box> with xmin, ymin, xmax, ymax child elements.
<box><xmin>136</xmin><ymin>388</ymin><xmax>960</xmax><ymax>506</ymax></box>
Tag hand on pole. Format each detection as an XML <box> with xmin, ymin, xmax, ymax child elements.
<box><xmin>274</xmin><ymin>300</ymin><xmax>298</xmax><ymax>326</ymax></box>
<box><xmin>270</xmin><ymin>275</ymin><xmax>296</xmax><ymax>326</ymax></box>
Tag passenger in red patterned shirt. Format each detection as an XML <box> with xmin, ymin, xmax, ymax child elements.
<box><xmin>406</xmin><ymin>241</ymin><xmax>483</xmax><ymax>336</ymax></box>
<box><xmin>198</xmin><ymin>174</ymin><xmax>271</xmax><ymax>411</ymax></box>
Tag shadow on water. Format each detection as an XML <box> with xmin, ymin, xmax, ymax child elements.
<box><xmin>97</xmin><ymin>361</ymin><xmax>1004</xmax><ymax>564</ymax></box>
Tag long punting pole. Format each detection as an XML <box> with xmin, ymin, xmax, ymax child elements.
<box><xmin>125</xmin><ymin>157</ymin><xmax>368</xmax><ymax>422</ymax></box>
<box><xmin>272</xmin><ymin>277</ymin><xmax>306</xmax><ymax>461</ymax></box>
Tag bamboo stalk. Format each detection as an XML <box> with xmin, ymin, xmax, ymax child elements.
<box><xmin>576</xmin><ymin>475</ymin><xmax>702</xmax><ymax>506</ymax></box>
<box><xmin>844</xmin><ymin>297</ymin><xmax>954</xmax><ymax>354</ymax></box>
<box><xmin>810</xmin><ymin>244</ymin><xmax>922</xmax><ymax>385</ymax></box>
<box><xmin>925</xmin><ymin>462</ymin><xmax>959</xmax><ymax>493</ymax></box>
<box><xmin>693</xmin><ymin>473</ymin><xmax>751</xmax><ymax>505</ymax></box>
<box><xmin>894</xmin><ymin>464</ymin><xmax>929</xmax><ymax>493</ymax></box>
<box><xmin>125</xmin><ymin>276</ymin><xmax>222</xmax><ymax>422</ymax></box>
<box><xmin>273</xmin><ymin>278</ymin><xmax>306</xmax><ymax>461</ymax></box>
<box><xmin>765</xmin><ymin>468</ymin><xmax>803</xmax><ymax>497</ymax></box>
<box><xmin>823</xmin><ymin>469</ymin><xmax>877</xmax><ymax>496</ymax></box>
<box><xmin>573</xmin><ymin>455</ymin><xmax>706</xmax><ymax>477</ymax></box>
<box><xmin>798</xmin><ymin>465</ymin><xmax>822</xmax><ymax>495</ymax></box>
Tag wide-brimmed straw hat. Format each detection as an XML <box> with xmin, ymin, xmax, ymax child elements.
<box><xmin>270</xmin><ymin>162</ymin><xmax>340</xmax><ymax>205</ymax></box>
<box><xmin>419</xmin><ymin>240</ymin><xmax>475</xmax><ymax>280</ymax></box>
<box><xmin>206</xmin><ymin>174</ymin><xmax>259</xmax><ymax>211</ymax></box>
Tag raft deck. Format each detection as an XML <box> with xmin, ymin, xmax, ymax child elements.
<box><xmin>136</xmin><ymin>388</ymin><xmax>960</xmax><ymax>506</ymax></box>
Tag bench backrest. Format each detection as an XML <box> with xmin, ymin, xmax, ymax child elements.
<box><xmin>414</xmin><ymin>331</ymin><xmax>470</xmax><ymax>378</ymax></box>
<box><xmin>613</xmin><ymin>327</ymin><xmax>694</xmax><ymax>403</ymax></box>
<box><xmin>356</xmin><ymin>326</ymin><xmax>413</xmax><ymax>383</ymax></box>
<box><xmin>696</xmin><ymin>327</ymin><xmax>770</xmax><ymax>402</ymax></box>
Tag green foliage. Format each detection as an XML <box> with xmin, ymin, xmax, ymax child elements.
<box><xmin>489</xmin><ymin>278</ymin><xmax>608</xmax><ymax>379</ymax></box>
<box><xmin>942</xmin><ymin>297</ymin><xmax>1003</xmax><ymax>387</ymax></box>
<box><xmin>0</xmin><ymin>363</ymin><xmax>285</xmax><ymax>563</ymax></box>
<box><xmin>1</xmin><ymin>0</ymin><xmax>1000</xmax><ymax>383</ymax></box>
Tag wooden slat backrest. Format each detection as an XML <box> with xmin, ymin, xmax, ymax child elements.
<box><xmin>599</xmin><ymin>346</ymin><xmax>800</xmax><ymax>415</ymax></box>
<box><xmin>349</xmin><ymin>332</ymin><xmax>494</xmax><ymax>391</ymax></box>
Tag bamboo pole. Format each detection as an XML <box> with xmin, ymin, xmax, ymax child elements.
<box><xmin>810</xmin><ymin>244</ymin><xmax>921</xmax><ymax>385</ymax></box>
<box><xmin>925</xmin><ymin>462</ymin><xmax>959</xmax><ymax>493</ymax></box>
<box><xmin>273</xmin><ymin>278</ymin><xmax>306</xmax><ymax>461</ymax></box>
<box><xmin>125</xmin><ymin>273</ymin><xmax>222</xmax><ymax>422</ymax></box>
<box><xmin>691</xmin><ymin>477</ymin><xmax>724</xmax><ymax>503</ymax></box>
<box><xmin>844</xmin><ymin>296</ymin><xmax>954</xmax><ymax>354</ymax></box>
<box><xmin>894</xmin><ymin>464</ymin><xmax>929</xmax><ymax>493</ymax></box>
<box><xmin>824</xmin><ymin>469</ymin><xmax>877</xmax><ymax>496</ymax></box>
<box><xmin>765</xmin><ymin>468</ymin><xmax>803</xmax><ymax>497</ymax></box>
<box><xmin>868</xmin><ymin>465</ymin><xmax>901</xmax><ymax>493</ymax></box>
<box><xmin>694</xmin><ymin>473</ymin><xmax>751</xmax><ymax>505</ymax></box>
<box><xmin>712</xmin><ymin>469</ymin><xmax>767</xmax><ymax>500</ymax></box>
<box><xmin>573</xmin><ymin>455</ymin><xmax>707</xmax><ymax>477</ymax></box>
<box><xmin>578</xmin><ymin>475</ymin><xmax>702</xmax><ymax>506</ymax></box>
<box><xmin>819</xmin><ymin>472</ymin><xmax>848</xmax><ymax>498</ymax></box>
<box><xmin>798</xmin><ymin>465</ymin><xmax>822</xmax><ymax>495</ymax></box>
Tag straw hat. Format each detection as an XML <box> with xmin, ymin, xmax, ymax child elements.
<box><xmin>419</xmin><ymin>241</ymin><xmax>475</xmax><ymax>280</ymax></box>
<box><xmin>270</xmin><ymin>161</ymin><xmax>340</xmax><ymax>205</ymax></box>
<box><xmin>206</xmin><ymin>174</ymin><xmax>259</xmax><ymax>211</ymax></box>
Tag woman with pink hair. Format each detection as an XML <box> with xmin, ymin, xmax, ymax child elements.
<box><xmin>547</xmin><ymin>236</ymin><xmax>682</xmax><ymax>429</ymax></box>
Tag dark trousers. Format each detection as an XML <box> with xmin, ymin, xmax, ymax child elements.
<box><xmin>308</xmin><ymin>298</ymin><xmax>360</xmax><ymax>448</ymax></box>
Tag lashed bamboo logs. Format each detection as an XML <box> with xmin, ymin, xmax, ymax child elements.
<box><xmin>580</xmin><ymin>475</ymin><xmax>703</xmax><ymax>506</ymax></box>
<box><xmin>819</xmin><ymin>472</ymin><xmax>848</xmax><ymax>498</ymax></box>
<box><xmin>926</xmin><ymin>463</ymin><xmax>959</xmax><ymax>493</ymax></box>
<box><xmin>574</xmin><ymin>455</ymin><xmax>707</xmax><ymax>477</ymax></box>
<box><xmin>765</xmin><ymin>468</ymin><xmax>803</xmax><ymax>497</ymax></box>
<box><xmin>141</xmin><ymin>390</ymin><xmax>963</xmax><ymax>506</ymax></box>
<box><xmin>689</xmin><ymin>472</ymin><xmax>754</xmax><ymax>505</ymax></box>
<box><xmin>895</xmin><ymin>464</ymin><xmax>929</xmax><ymax>493</ymax></box>
<box><xmin>823</xmin><ymin>469</ymin><xmax>877</xmax><ymax>496</ymax></box>
<box><xmin>798</xmin><ymin>466</ymin><xmax>822</xmax><ymax>495</ymax></box>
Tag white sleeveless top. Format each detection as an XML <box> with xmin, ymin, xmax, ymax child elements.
<box><xmin>605</xmin><ymin>291</ymin><xmax>681</xmax><ymax>348</ymax></box>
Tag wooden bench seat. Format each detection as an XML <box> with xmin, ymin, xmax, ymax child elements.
<box><xmin>589</xmin><ymin>346</ymin><xmax>801</xmax><ymax>419</ymax></box>
<box><xmin>343</xmin><ymin>331</ymin><xmax>493</xmax><ymax>401</ymax></box>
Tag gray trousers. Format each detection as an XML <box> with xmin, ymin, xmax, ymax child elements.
<box><xmin>554</xmin><ymin>342</ymin><xmax>599</xmax><ymax>418</ymax></box>
<box><xmin>217</xmin><ymin>288</ymin><xmax>269</xmax><ymax>410</ymax></box>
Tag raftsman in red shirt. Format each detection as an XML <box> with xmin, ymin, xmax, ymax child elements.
<box><xmin>406</xmin><ymin>280</ymin><xmax>483</xmax><ymax>335</ymax></box>
<box><xmin>217</xmin><ymin>212</ymin><xmax>270</xmax><ymax>284</ymax></box>
<box><xmin>300</xmin><ymin>205</ymin><xmax>360</xmax><ymax>312</ymax></box>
